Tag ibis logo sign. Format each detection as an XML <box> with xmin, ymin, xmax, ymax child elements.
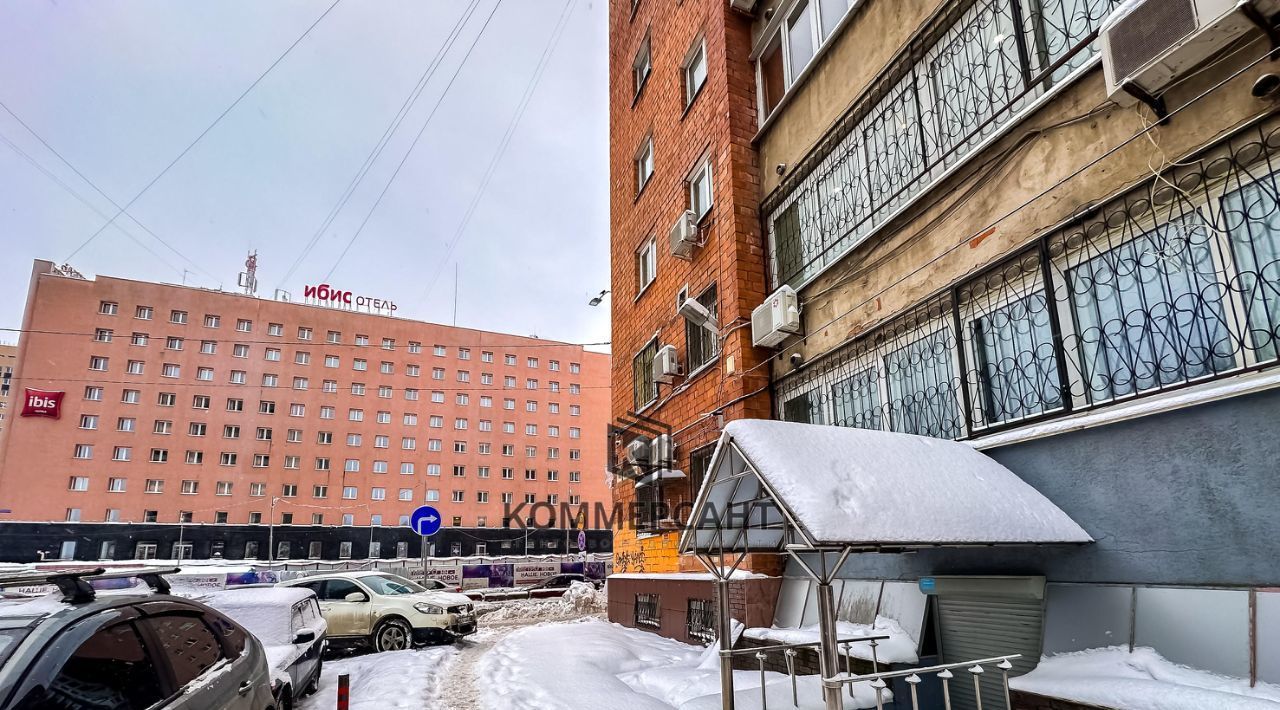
<box><xmin>21</xmin><ymin>388</ymin><xmax>64</xmax><ymax>420</ymax></box>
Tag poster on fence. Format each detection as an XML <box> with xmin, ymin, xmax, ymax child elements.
<box><xmin>514</xmin><ymin>562</ymin><xmax>559</xmax><ymax>585</ymax></box>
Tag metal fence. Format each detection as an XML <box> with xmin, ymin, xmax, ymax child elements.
<box><xmin>827</xmin><ymin>655</ymin><xmax>1021</xmax><ymax>710</ymax></box>
<box><xmin>765</xmin><ymin>0</ymin><xmax>1122</xmax><ymax>289</ymax></box>
<box><xmin>777</xmin><ymin>119</ymin><xmax>1280</xmax><ymax>441</ymax></box>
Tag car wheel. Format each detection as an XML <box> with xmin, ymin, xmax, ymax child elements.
<box><xmin>373</xmin><ymin>618</ymin><xmax>412</xmax><ymax>652</ymax></box>
<box><xmin>305</xmin><ymin>659</ymin><xmax>322</xmax><ymax>695</ymax></box>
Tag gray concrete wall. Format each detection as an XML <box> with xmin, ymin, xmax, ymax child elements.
<box><xmin>808</xmin><ymin>387</ymin><xmax>1280</xmax><ymax>587</ymax></box>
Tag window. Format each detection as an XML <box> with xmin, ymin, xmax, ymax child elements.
<box><xmin>200</xmin><ymin>340</ymin><xmax>216</xmax><ymax>354</ymax></box>
<box><xmin>760</xmin><ymin>33</ymin><xmax>785</xmax><ymax>118</ymax></box>
<box><xmin>262</xmin><ymin>374</ymin><xmax>278</xmax><ymax>387</ymax></box>
<box><xmin>259</xmin><ymin>400</ymin><xmax>276</xmax><ymax>415</ymax></box>
<box><xmin>635</xmin><ymin>593</ymin><xmax>660</xmax><ymax>627</ymax></box>
<box><xmin>404</xmin><ymin>413</ymin><xmax>418</xmax><ymax>425</ymax></box>
<box><xmin>236</xmin><ymin>319</ymin><xmax>251</xmax><ymax>332</ymax></box>
<box><xmin>378</xmin><ymin>385</ymin><xmax>392</xmax><ymax>398</ymax></box>
<box><xmin>480</xmin><ymin>395</ymin><xmax>493</xmax><ymax>408</ymax></box>
<box><xmin>169</xmin><ymin>310</ymin><xmax>188</xmax><ymax>324</ymax></box>
<box><xmin>221</xmin><ymin>452</ymin><xmax>238</xmax><ymax>466</ymax></box>
<box><xmin>344</xmin><ymin>459</ymin><xmax>360</xmax><ymax>473</ymax></box>
<box><xmin>407</xmin><ymin>364</ymin><xmax>420</xmax><ymax>377</ymax></box>
<box><xmin>373</xmin><ymin>460</ymin><xmax>388</xmax><ymax>473</ymax></box>
<box><xmin>314</xmin><ymin>485</ymin><xmax>329</xmax><ymax>499</ymax></box>
<box><xmin>632</xmin><ymin>34</ymin><xmax>651</xmax><ymax>98</ymax></box>
<box><xmin>635</xmin><ymin>136</ymin><xmax>655</xmax><ymax>195</ymax></box>
<box><xmin>287</xmin><ymin>428</ymin><xmax>302</xmax><ymax>442</ymax></box>
<box><xmin>99</xmin><ymin>300</ymin><xmax>120</xmax><ymax>315</ymax></box>
<box><xmin>353</xmin><ymin>358</ymin><xmax>367</xmax><ymax>371</ymax></box>
<box><xmin>320</xmin><ymin>406</ymin><xmax>335</xmax><ymax>419</ymax></box>
<box><xmin>375</xmin><ymin>434</ymin><xmax>390</xmax><ymax>448</ymax></box>
<box><xmin>192</xmin><ymin>394</ymin><xmax>211</xmax><ymax>409</ymax></box>
<box><xmin>323</xmin><ymin>380</ymin><xmax>338</xmax><ymax>393</ymax></box>
<box><xmin>68</xmin><ymin>476</ymin><xmax>89</xmax><ymax>491</ymax></box>
<box><xmin>293</xmin><ymin>378</ymin><xmax>309</xmax><ymax>391</ymax></box>
<box><xmin>689</xmin><ymin>156</ymin><xmax>714</xmax><ymax>220</ymax></box>
<box><xmin>85</xmin><ymin>386</ymin><xmax>103</xmax><ymax>401</ymax></box>
<box><xmin>402</xmin><ymin>437</ymin><xmax>417</xmax><ymax>450</ymax></box>
<box><xmin>299</xmin><ymin>326</ymin><xmax>313</xmax><ymax>340</ymax></box>
<box><xmin>131</xmin><ymin>332</ymin><xmax>149</xmax><ymax>346</ymax></box>
<box><xmin>377</xmin><ymin>410</ymin><xmax>391</xmax><ymax>423</ymax></box>
<box><xmin>216</xmin><ymin>481</ymin><xmax>232</xmax><ymax>496</ymax></box>
<box><xmin>232</xmin><ymin>344</ymin><xmax>249</xmax><ymax>358</ymax></box>
<box><xmin>371</xmin><ymin>487</ymin><xmax>386</xmax><ymax>501</ymax></box>
<box><xmin>79</xmin><ymin>415</ymin><xmax>98</xmax><ymax>430</ymax></box>
<box><xmin>230</xmin><ymin>370</ymin><xmax>247</xmax><ymax>384</ymax></box>
<box><xmin>351</xmin><ymin>383</ymin><xmax>366</xmax><ymax>396</ymax></box>
<box><xmin>154</xmin><ymin>419</ymin><xmax>173</xmax><ymax>435</ymax></box>
<box><xmin>253</xmin><ymin>454</ymin><xmax>270</xmax><ymax>468</ymax></box>
<box><xmin>89</xmin><ymin>356</ymin><xmax>108</xmax><ymax>371</ymax></box>
<box><xmin>482</xmin><ymin>350</ymin><xmax>494</xmax><ymax>363</ymax></box>
<box><xmin>197</xmin><ymin>367</ymin><xmax>214</xmax><ymax>381</ymax></box>
<box><xmin>633</xmin><ymin>339</ymin><xmax>659</xmax><ymax>409</ymax></box>
<box><xmin>324</xmin><ymin>354</ymin><xmax>340</xmax><ymax>368</ymax></box>
<box><xmin>117</xmin><ymin>417</ymin><xmax>136</xmax><ymax>432</ymax></box>
<box><xmin>285</xmin><ymin>455</ymin><xmax>300</xmax><ymax>469</ymax></box>
<box><xmin>186</xmin><ymin>450</ymin><xmax>203</xmax><ymax>464</ymax></box>
<box><xmin>686</xmin><ymin>284</ymin><xmax>719</xmax><ymax>371</ymax></box>
<box><xmin>380</xmin><ymin>361</ymin><xmax>393</xmax><ymax>374</ymax></box>
<box><xmin>265</xmin><ymin>348</ymin><xmax>281</xmax><ymax>362</ymax></box>
<box><xmin>635</xmin><ymin>237</ymin><xmax>657</xmax><ymax>293</ymax></box>
<box><xmin>268</xmin><ymin>322</ymin><xmax>284</xmax><ymax>336</ymax></box>
<box><xmin>684</xmin><ymin>39</ymin><xmax>707</xmax><ymax>106</ymax></box>
<box><xmin>149</xmin><ymin>448</ymin><xmax>168</xmax><ymax>463</ymax></box>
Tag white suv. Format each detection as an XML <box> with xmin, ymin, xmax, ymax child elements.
<box><xmin>279</xmin><ymin>572</ymin><xmax>476</xmax><ymax>652</ymax></box>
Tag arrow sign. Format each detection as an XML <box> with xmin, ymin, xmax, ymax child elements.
<box><xmin>409</xmin><ymin>505</ymin><xmax>442</xmax><ymax>536</ymax></box>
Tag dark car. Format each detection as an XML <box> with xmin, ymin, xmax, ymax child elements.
<box><xmin>0</xmin><ymin>568</ymin><xmax>275</xmax><ymax>710</ymax></box>
<box><xmin>466</xmin><ymin>573</ymin><xmax>602</xmax><ymax>601</ymax></box>
<box><xmin>199</xmin><ymin>586</ymin><xmax>327</xmax><ymax>709</ymax></box>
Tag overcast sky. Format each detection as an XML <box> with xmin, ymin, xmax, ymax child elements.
<box><xmin>0</xmin><ymin>0</ymin><xmax>610</xmax><ymax>350</ymax></box>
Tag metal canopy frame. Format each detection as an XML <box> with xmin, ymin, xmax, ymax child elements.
<box><xmin>680</xmin><ymin>429</ymin><xmax>1092</xmax><ymax>710</ymax></box>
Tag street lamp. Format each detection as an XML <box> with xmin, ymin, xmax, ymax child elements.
<box><xmin>588</xmin><ymin>289</ymin><xmax>610</xmax><ymax>307</ymax></box>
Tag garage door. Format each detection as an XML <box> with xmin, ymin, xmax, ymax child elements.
<box><xmin>932</xmin><ymin>578</ymin><xmax>1045</xmax><ymax>710</ymax></box>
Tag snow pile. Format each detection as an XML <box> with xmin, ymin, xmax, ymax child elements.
<box><xmin>720</xmin><ymin>419</ymin><xmax>1091</xmax><ymax>545</ymax></box>
<box><xmin>1010</xmin><ymin>646</ymin><xmax>1280</xmax><ymax>710</ymax></box>
<box><xmin>476</xmin><ymin>581</ymin><xmax>606</xmax><ymax>623</ymax></box>
<box><xmin>479</xmin><ymin>617</ymin><xmax>888</xmax><ymax>709</ymax></box>
<box><xmin>298</xmin><ymin>647</ymin><xmax>456</xmax><ymax>710</ymax></box>
<box><xmin>742</xmin><ymin>615</ymin><xmax>919</xmax><ymax>664</ymax></box>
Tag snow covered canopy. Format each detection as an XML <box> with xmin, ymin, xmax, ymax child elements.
<box><xmin>679</xmin><ymin>420</ymin><xmax>1092</xmax><ymax>553</ymax></box>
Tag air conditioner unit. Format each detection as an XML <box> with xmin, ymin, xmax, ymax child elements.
<box><xmin>751</xmin><ymin>285</ymin><xmax>801</xmax><ymax>348</ymax></box>
<box><xmin>625</xmin><ymin>437</ymin><xmax>651</xmax><ymax>464</ymax></box>
<box><xmin>650</xmin><ymin>434</ymin><xmax>675</xmax><ymax>467</ymax></box>
<box><xmin>727</xmin><ymin>0</ymin><xmax>758</xmax><ymax>13</ymax></box>
<box><xmin>652</xmin><ymin>344</ymin><xmax>683</xmax><ymax>384</ymax></box>
<box><xmin>669</xmin><ymin>210</ymin><xmax>699</xmax><ymax>260</ymax></box>
<box><xmin>1101</xmin><ymin>0</ymin><xmax>1276</xmax><ymax>110</ymax></box>
<box><xmin>678</xmin><ymin>296</ymin><xmax>714</xmax><ymax>329</ymax></box>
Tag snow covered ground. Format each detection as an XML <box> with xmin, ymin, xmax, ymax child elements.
<box><xmin>299</xmin><ymin>581</ymin><xmax>887</xmax><ymax>709</ymax></box>
<box><xmin>1010</xmin><ymin>646</ymin><xmax>1280</xmax><ymax>710</ymax></box>
<box><xmin>742</xmin><ymin>616</ymin><xmax>919</xmax><ymax>664</ymax></box>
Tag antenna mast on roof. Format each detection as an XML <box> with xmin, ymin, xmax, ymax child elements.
<box><xmin>238</xmin><ymin>251</ymin><xmax>258</xmax><ymax>296</ymax></box>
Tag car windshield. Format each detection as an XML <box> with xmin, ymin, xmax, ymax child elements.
<box><xmin>361</xmin><ymin>574</ymin><xmax>427</xmax><ymax>596</ymax></box>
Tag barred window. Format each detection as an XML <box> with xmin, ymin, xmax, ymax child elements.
<box><xmin>687</xmin><ymin>598</ymin><xmax>716</xmax><ymax>643</ymax></box>
<box><xmin>635</xmin><ymin>593</ymin><xmax>660</xmax><ymax>629</ymax></box>
<box><xmin>632</xmin><ymin>339</ymin><xmax>659</xmax><ymax>410</ymax></box>
<box><xmin>685</xmin><ymin>284</ymin><xmax>718</xmax><ymax>372</ymax></box>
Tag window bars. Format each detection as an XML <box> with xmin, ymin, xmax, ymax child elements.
<box><xmin>636</xmin><ymin>593</ymin><xmax>661</xmax><ymax>628</ymax></box>
<box><xmin>776</xmin><ymin>119</ymin><xmax>1280</xmax><ymax>441</ymax></box>
<box><xmin>765</xmin><ymin>0</ymin><xmax>1123</xmax><ymax>289</ymax></box>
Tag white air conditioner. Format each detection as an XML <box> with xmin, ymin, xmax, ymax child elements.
<box><xmin>652</xmin><ymin>344</ymin><xmax>683</xmax><ymax>384</ymax></box>
<box><xmin>650</xmin><ymin>434</ymin><xmax>675</xmax><ymax>467</ymax></box>
<box><xmin>669</xmin><ymin>210</ymin><xmax>699</xmax><ymax>260</ymax></box>
<box><xmin>678</xmin><ymin>296</ymin><xmax>714</xmax><ymax>329</ymax></box>
<box><xmin>751</xmin><ymin>285</ymin><xmax>801</xmax><ymax>348</ymax></box>
<box><xmin>625</xmin><ymin>436</ymin><xmax>650</xmax><ymax>464</ymax></box>
<box><xmin>1101</xmin><ymin>0</ymin><xmax>1276</xmax><ymax>109</ymax></box>
<box><xmin>728</xmin><ymin>0</ymin><xmax>758</xmax><ymax>13</ymax></box>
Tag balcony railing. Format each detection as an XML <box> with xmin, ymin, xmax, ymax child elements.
<box><xmin>776</xmin><ymin>119</ymin><xmax>1280</xmax><ymax>441</ymax></box>
<box><xmin>765</xmin><ymin>0</ymin><xmax>1123</xmax><ymax>289</ymax></box>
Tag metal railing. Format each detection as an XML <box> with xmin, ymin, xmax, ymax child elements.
<box><xmin>722</xmin><ymin>635</ymin><xmax>888</xmax><ymax>709</ymax></box>
<box><xmin>776</xmin><ymin>119</ymin><xmax>1280</xmax><ymax>442</ymax></box>
<box><xmin>766</xmin><ymin>0</ymin><xmax>1121</xmax><ymax>289</ymax></box>
<box><xmin>826</xmin><ymin>654</ymin><xmax>1021</xmax><ymax>710</ymax></box>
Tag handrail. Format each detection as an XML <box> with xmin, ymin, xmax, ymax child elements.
<box><xmin>721</xmin><ymin>634</ymin><xmax>890</xmax><ymax>657</ymax></box>
<box><xmin>825</xmin><ymin>654</ymin><xmax>1021</xmax><ymax>685</ymax></box>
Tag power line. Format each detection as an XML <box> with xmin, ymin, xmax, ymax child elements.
<box><xmin>63</xmin><ymin>0</ymin><xmax>344</xmax><ymax>263</ymax></box>
<box><xmin>320</xmin><ymin>0</ymin><xmax>505</xmax><ymax>281</ymax></box>
<box><xmin>417</xmin><ymin>0</ymin><xmax>578</xmax><ymax>306</ymax></box>
<box><xmin>276</xmin><ymin>0</ymin><xmax>486</xmax><ymax>289</ymax></box>
<box><xmin>0</xmin><ymin>131</ymin><xmax>184</xmax><ymax>276</ymax></box>
<box><xmin>0</xmin><ymin>102</ymin><xmax>219</xmax><ymax>283</ymax></box>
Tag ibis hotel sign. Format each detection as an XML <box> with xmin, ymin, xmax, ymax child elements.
<box><xmin>303</xmin><ymin>283</ymin><xmax>398</xmax><ymax>315</ymax></box>
<box><xmin>21</xmin><ymin>388</ymin><xmax>64</xmax><ymax>419</ymax></box>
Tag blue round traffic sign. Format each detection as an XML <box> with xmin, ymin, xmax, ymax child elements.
<box><xmin>409</xmin><ymin>505</ymin><xmax>442</xmax><ymax>536</ymax></box>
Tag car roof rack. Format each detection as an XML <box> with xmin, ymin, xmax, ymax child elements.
<box><xmin>0</xmin><ymin>567</ymin><xmax>181</xmax><ymax>604</ymax></box>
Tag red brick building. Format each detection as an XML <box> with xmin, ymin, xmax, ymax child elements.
<box><xmin>0</xmin><ymin>259</ymin><xmax>610</xmax><ymax>559</ymax></box>
<box><xmin>607</xmin><ymin>0</ymin><xmax>778</xmax><ymax>639</ymax></box>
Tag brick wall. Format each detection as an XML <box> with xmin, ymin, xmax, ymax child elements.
<box><xmin>607</xmin><ymin>575</ymin><xmax>782</xmax><ymax>643</ymax></box>
<box><xmin>608</xmin><ymin>0</ymin><xmax>772</xmax><ymax>573</ymax></box>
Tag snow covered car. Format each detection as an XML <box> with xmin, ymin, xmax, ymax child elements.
<box><xmin>0</xmin><ymin>568</ymin><xmax>275</xmax><ymax>710</ymax></box>
<box><xmin>465</xmin><ymin>573</ymin><xmax>603</xmax><ymax>601</ymax></box>
<box><xmin>199</xmin><ymin>587</ymin><xmax>327</xmax><ymax>710</ymax></box>
<box><xmin>279</xmin><ymin>572</ymin><xmax>475</xmax><ymax>652</ymax></box>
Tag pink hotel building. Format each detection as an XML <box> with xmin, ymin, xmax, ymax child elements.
<box><xmin>0</xmin><ymin>260</ymin><xmax>611</xmax><ymax>561</ymax></box>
